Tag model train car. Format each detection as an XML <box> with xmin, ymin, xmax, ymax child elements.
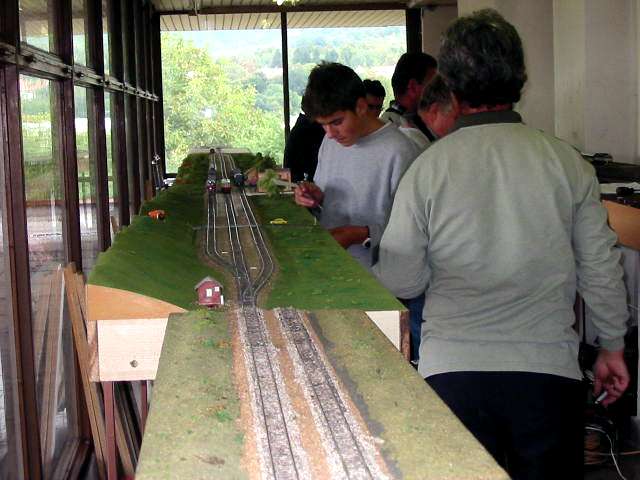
<box><xmin>220</xmin><ymin>178</ymin><xmax>232</xmax><ymax>194</ymax></box>
<box><xmin>206</xmin><ymin>178</ymin><xmax>216</xmax><ymax>192</ymax></box>
<box><xmin>230</xmin><ymin>168</ymin><xmax>245</xmax><ymax>187</ymax></box>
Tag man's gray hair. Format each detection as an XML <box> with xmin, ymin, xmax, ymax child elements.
<box><xmin>439</xmin><ymin>9</ymin><xmax>527</xmax><ymax>107</ymax></box>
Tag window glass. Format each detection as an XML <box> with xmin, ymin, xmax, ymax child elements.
<box><xmin>74</xmin><ymin>87</ymin><xmax>99</xmax><ymax>273</ymax></box>
<box><xmin>19</xmin><ymin>0</ymin><xmax>56</xmax><ymax>53</ymax></box>
<box><xmin>0</xmin><ymin>71</ymin><xmax>24</xmax><ymax>480</ymax></box>
<box><xmin>20</xmin><ymin>75</ymin><xmax>79</xmax><ymax>474</ymax></box>
<box><xmin>72</xmin><ymin>0</ymin><xmax>88</xmax><ymax>66</ymax></box>
<box><xmin>102</xmin><ymin>0</ymin><xmax>111</xmax><ymax>75</ymax></box>
<box><xmin>287</xmin><ymin>26</ymin><xmax>405</xmax><ymax>119</ymax></box>
<box><xmin>105</xmin><ymin>91</ymin><xmax>119</xmax><ymax>238</ymax></box>
<box><xmin>160</xmin><ymin>27</ymin><xmax>284</xmax><ymax>172</ymax></box>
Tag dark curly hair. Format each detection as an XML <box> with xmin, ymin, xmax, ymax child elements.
<box><xmin>301</xmin><ymin>62</ymin><xmax>365</xmax><ymax>119</ymax></box>
<box><xmin>439</xmin><ymin>9</ymin><xmax>527</xmax><ymax>107</ymax></box>
<box><xmin>363</xmin><ymin>79</ymin><xmax>386</xmax><ymax>98</ymax></box>
<box><xmin>391</xmin><ymin>52</ymin><xmax>437</xmax><ymax>97</ymax></box>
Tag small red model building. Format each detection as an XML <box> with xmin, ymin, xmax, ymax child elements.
<box><xmin>195</xmin><ymin>276</ymin><xmax>224</xmax><ymax>307</ymax></box>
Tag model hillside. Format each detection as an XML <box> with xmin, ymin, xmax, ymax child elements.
<box><xmin>251</xmin><ymin>194</ymin><xmax>402</xmax><ymax>311</ymax></box>
<box><xmin>88</xmin><ymin>151</ymin><xmax>401</xmax><ymax>312</ymax></box>
<box><xmin>88</xmin><ymin>153</ymin><xmax>224</xmax><ymax>309</ymax></box>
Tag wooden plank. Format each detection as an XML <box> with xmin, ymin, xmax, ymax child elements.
<box><xmin>97</xmin><ymin>318</ymin><xmax>168</xmax><ymax>381</ymax></box>
<box><xmin>87</xmin><ymin>284</ymin><xmax>186</xmax><ymax>321</ymax></box>
<box><xmin>114</xmin><ymin>383</ymin><xmax>138</xmax><ymax>476</ymax></box>
<box><xmin>87</xmin><ymin>284</ymin><xmax>185</xmax><ymax>381</ymax></box>
<box><xmin>32</xmin><ymin>272</ymin><xmax>53</xmax><ymax>380</ymax></box>
<box><xmin>102</xmin><ymin>382</ymin><xmax>117</xmax><ymax>480</ymax></box>
<box><xmin>39</xmin><ymin>267</ymin><xmax>64</xmax><ymax>474</ymax></box>
<box><xmin>64</xmin><ymin>264</ymin><xmax>108</xmax><ymax>480</ymax></box>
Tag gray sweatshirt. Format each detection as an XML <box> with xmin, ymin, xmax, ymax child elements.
<box><xmin>374</xmin><ymin>111</ymin><xmax>629</xmax><ymax>380</ymax></box>
<box><xmin>314</xmin><ymin>122</ymin><xmax>420</xmax><ymax>268</ymax></box>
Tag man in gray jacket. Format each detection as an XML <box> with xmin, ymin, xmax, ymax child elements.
<box><xmin>294</xmin><ymin>62</ymin><xmax>420</xmax><ymax>269</ymax></box>
<box><xmin>374</xmin><ymin>9</ymin><xmax>629</xmax><ymax>480</ymax></box>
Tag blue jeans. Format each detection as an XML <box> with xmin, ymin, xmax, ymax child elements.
<box><xmin>399</xmin><ymin>293</ymin><xmax>425</xmax><ymax>364</ymax></box>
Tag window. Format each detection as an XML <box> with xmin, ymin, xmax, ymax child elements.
<box><xmin>19</xmin><ymin>0</ymin><xmax>57</xmax><ymax>53</ymax></box>
<box><xmin>105</xmin><ymin>91</ymin><xmax>119</xmax><ymax>238</ymax></box>
<box><xmin>102</xmin><ymin>0</ymin><xmax>110</xmax><ymax>75</ymax></box>
<box><xmin>287</xmin><ymin>26</ymin><xmax>405</xmax><ymax>120</ymax></box>
<box><xmin>20</xmin><ymin>75</ymin><xmax>79</xmax><ymax>475</ymax></box>
<box><xmin>72</xmin><ymin>0</ymin><xmax>88</xmax><ymax>66</ymax></box>
<box><xmin>206</xmin><ymin>288</ymin><xmax>212</xmax><ymax>297</ymax></box>
<box><xmin>161</xmin><ymin>25</ymin><xmax>284</xmax><ymax>172</ymax></box>
<box><xmin>0</xmin><ymin>71</ymin><xmax>24</xmax><ymax>479</ymax></box>
<box><xmin>74</xmin><ymin>86</ymin><xmax>100</xmax><ymax>273</ymax></box>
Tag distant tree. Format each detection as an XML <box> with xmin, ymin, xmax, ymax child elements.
<box><xmin>270</xmin><ymin>49</ymin><xmax>282</xmax><ymax>68</ymax></box>
<box><xmin>292</xmin><ymin>47</ymin><xmax>311</xmax><ymax>64</ymax></box>
<box><xmin>249</xmin><ymin>71</ymin><xmax>268</xmax><ymax>94</ymax></box>
<box><xmin>161</xmin><ymin>35</ymin><xmax>284</xmax><ymax>171</ymax></box>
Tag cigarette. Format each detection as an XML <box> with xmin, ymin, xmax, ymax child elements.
<box><xmin>595</xmin><ymin>391</ymin><xmax>608</xmax><ymax>404</ymax></box>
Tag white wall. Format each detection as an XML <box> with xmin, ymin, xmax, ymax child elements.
<box><xmin>553</xmin><ymin>0</ymin><xmax>586</xmax><ymax>147</ymax></box>
<box><xmin>583</xmin><ymin>0</ymin><xmax>637</xmax><ymax>163</ymax></box>
<box><xmin>457</xmin><ymin>0</ymin><xmax>555</xmax><ymax>134</ymax></box>
<box><xmin>421</xmin><ymin>6</ymin><xmax>458</xmax><ymax>57</ymax></box>
<box><xmin>429</xmin><ymin>0</ymin><xmax>640</xmax><ymax>164</ymax></box>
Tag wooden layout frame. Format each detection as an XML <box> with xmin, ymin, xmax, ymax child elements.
<box><xmin>65</xmin><ymin>264</ymin><xmax>142</xmax><ymax>480</ymax></box>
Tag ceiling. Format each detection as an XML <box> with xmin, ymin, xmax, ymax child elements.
<box><xmin>152</xmin><ymin>0</ymin><xmax>456</xmax><ymax>30</ymax></box>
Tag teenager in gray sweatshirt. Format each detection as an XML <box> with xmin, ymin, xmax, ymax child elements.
<box><xmin>294</xmin><ymin>62</ymin><xmax>420</xmax><ymax>269</ymax></box>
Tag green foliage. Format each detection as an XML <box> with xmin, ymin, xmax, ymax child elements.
<box><xmin>161</xmin><ymin>36</ymin><xmax>285</xmax><ymax>172</ymax></box>
<box><xmin>162</xmin><ymin>27</ymin><xmax>405</xmax><ymax>172</ymax></box>
<box><xmin>257</xmin><ymin>169</ymin><xmax>280</xmax><ymax>196</ymax></box>
<box><xmin>175</xmin><ymin>153</ymin><xmax>210</xmax><ymax>186</ymax></box>
<box><xmin>233</xmin><ymin>152</ymin><xmax>276</xmax><ymax>173</ymax></box>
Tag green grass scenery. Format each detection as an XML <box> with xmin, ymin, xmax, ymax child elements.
<box><xmin>89</xmin><ymin>151</ymin><xmax>400</xmax><ymax>312</ymax></box>
<box><xmin>136</xmin><ymin>311</ymin><xmax>247</xmax><ymax>479</ymax></box>
<box><xmin>250</xmin><ymin>195</ymin><xmax>402</xmax><ymax>311</ymax></box>
<box><xmin>88</xmin><ymin>153</ymin><xmax>225</xmax><ymax>310</ymax></box>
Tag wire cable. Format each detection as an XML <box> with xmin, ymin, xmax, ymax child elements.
<box><xmin>585</xmin><ymin>425</ymin><xmax>628</xmax><ymax>480</ymax></box>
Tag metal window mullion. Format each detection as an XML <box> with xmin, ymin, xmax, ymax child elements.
<box><xmin>125</xmin><ymin>94</ymin><xmax>141</xmax><ymax>215</ymax></box>
<box><xmin>1</xmin><ymin>64</ymin><xmax>43</xmax><ymax>480</ymax></box>
<box><xmin>58</xmin><ymin>0</ymin><xmax>82</xmax><ymax>270</ymax></box>
<box><xmin>87</xmin><ymin>0</ymin><xmax>110</xmax><ymax>251</ymax></box>
<box><xmin>151</xmin><ymin>12</ymin><xmax>166</xmax><ymax>174</ymax></box>
<box><xmin>109</xmin><ymin>0</ymin><xmax>124</xmax><ymax>83</ymax></box>
<box><xmin>88</xmin><ymin>88</ymin><xmax>111</xmax><ymax>251</ymax></box>
<box><xmin>112</xmin><ymin>91</ymin><xmax>129</xmax><ymax>227</ymax></box>
<box><xmin>136</xmin><ymin>98</ymin><xmax>149</xmax><ymax>200</ymax></box>
<box><xmin>281</xmin><ymin>12</ymin><xmax>290</xmax><ymax>141</ymax></box>
<box><xmin>405</xmin><ymin>8</ymin><xmax>422</xmax><ymax>53</ymax></box>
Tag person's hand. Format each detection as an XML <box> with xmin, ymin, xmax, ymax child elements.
<box><xmin>329</xmin><ymin>226</ymin><xmax>369</xmax><ymax>249</ymax></box>
<box><xmin>294</xmin><ymin>182</ymin><xmax>323</xmax><ymax>208</ymax></box>
<box><xmin>593</xmin><ymin>348</ymin><xmax>630</xmax><ymax>406</ymax></box>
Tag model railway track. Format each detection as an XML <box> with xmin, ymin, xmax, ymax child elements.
<box><xmin>206</xmin><ymin>151</ymin><xmax>303</xmax><ymax>479</ymax></box>
<box><xmin>203</xmin><ymin>151</ymin><xmax>382</xmax><ymax>479</ymax></box>
<box><xmin>276</xmin><ymin>308</ymin><xmax>381</xmax><ymax>479</ymax></box>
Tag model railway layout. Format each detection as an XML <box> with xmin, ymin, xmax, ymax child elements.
<box><xmin>204</xmin><ymin>150</ymin><xmax>389</xmax><ymax>479</ymax></box>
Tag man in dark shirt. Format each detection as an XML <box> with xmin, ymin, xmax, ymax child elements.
<box><xmin>283</xmin><ymin>112</ymin><xmax>325</xmax><ymax>182</ymax></box>
<box><xmin>381</xmin><ymin>52</ymin><xmax>437</xmax><ymax>142</ymax></box>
